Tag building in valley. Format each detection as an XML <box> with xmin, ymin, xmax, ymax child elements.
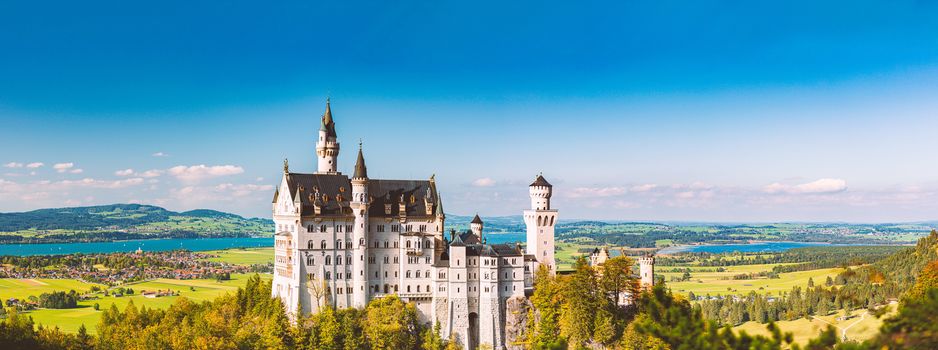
<box><xmin>271</xmin><ymin>101</ymin><xmax>557</xmax><ymax>349</ymax></box>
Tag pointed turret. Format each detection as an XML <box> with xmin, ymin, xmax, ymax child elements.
<box><xmin>315</xmin><ymin>99</ymin><xmax>341</xmax><ymax>174</ymax></box>
<box><xmin>320</xmin><ymin>99</ymin><xmax>337</xmax><ymax>138</ymax></box>
<box><xmin>353</xmin><ymin>142</ymin><xmax>368</xmax><ymax>179</ymax></box>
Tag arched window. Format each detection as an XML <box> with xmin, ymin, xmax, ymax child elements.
<box><xmin>336</xmin><ymin>255</ymin><xmax>342</xmax><ymax>265</ymax></box>
<box><xmin>308</xmin><ymin>240</ymin><xmax>314</xmax><ymax>249</ymax></box>
<box><xmin>307</xmin><ymin>256</ymin><xmax>314</xmax><ymax>265</ymax></box>
<box><xmin>359</xmin><ymin>238</ymin><xmax>364</xmax><ymax>246</ymax></box>
<box><xmin>321</xmin><ymin>240</ymin><xmax>327</xmax><ymax>249</ymax></box>
<box><xmin>407</xmin><ymin>285</ymin><xmax>411</xmax><ymax>292</ymax></box>
<box><xmin>417</xmin><ymin>285</ymin><xmax>421</xmax><ymax>292</ymax></box>
<box><xmin>424</xmin><ymin>239</ymin><xmax>430</xmax><ymax>248</ymax></box>
<box><xmin>425</xmin><ymin>270</ymin><xmax>430</xmax><ymax>278</ymax></box>
<box><xmin>406</xmin><ymin>241</ymin><xmax>411</xmax><ymax>248</ymax></box>
<box><xmin>325</xmin><ymin>256</ymin><xmax>332</xmax><ymax>265</ymax></box>
<box><xmin>336</xmin><ymin>239</ymin><xmax>342</xmax><ymax>249</ymax></box>
<box><xmin>406</xmin><ymin>270</ymin><xmax>411</xmax><ymax>278</ymax></box>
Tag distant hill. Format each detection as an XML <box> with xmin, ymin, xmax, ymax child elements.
<box><xmin>0</xmin><ymin>204</ymin><xmax>272</xmax><ymax>243</ymax></box>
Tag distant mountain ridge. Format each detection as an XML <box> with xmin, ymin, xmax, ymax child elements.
<box><xmin>0</xmin><ymin>204</ymin><xmax>273</xmax><ymax>243</ymax></box>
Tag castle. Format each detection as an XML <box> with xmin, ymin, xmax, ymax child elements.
<box><xmin>271</xmin><ymin>101</ymin><xmax>557</xmax><ymax>349</ymax></box>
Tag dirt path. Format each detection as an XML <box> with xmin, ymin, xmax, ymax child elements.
<box><xmin>809</xmin><ymin>311</ymin><xmax>868</xmax><ymax>341</ymax></box>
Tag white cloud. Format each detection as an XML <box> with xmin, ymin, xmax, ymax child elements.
<box><xmin>140</xmin><ymin>169</ymin><xmax>163</xmax><ymax>178</ymax></box>
<box><xmin>566</xmin><ymin>186</ymin><xmax>628</xmax><ymax>198</ymax></box>
<box><xmin>26</xmin><ymin>162</ymin><xmax>44</xmax><ymax>168</ymax></box>
<box><xmin>255</xmin><ymin>177</ymin><xmax>264</xmax><ymax>182</ymax></box>
<box><xmin>472</xmin><ymin>177</ymin><xmax>497</xmax><ymax>187</ymax></box>
<box><xmin>629</xmin><ymin>184</ymin><xmax>658</xmax><ymax>192</ymax></box>
<box><xmin>168</xmin><ymin>165</ymin><xmax>244</xmax><ymax>182</ymax></box>
<box><xmin>115</xmin><ymin>169</ymin><xmax>135</xmax><ymax>176</ymax></box>
<box><xmin>4</xmin><ymin>162</ymin><xmax>24</xmax><ymax>168</ymax></box>
<box><xmin>69</xmin><ymin>169</ymin><xmax>83</xmax><ymax>174</ymax></box>
<box><xmin>53</xmin><ymin>163</ymin><xmax>74</xmax><ymax>173</ymax></box>
<box><xmin>152</xmin><ymin>152</ymin><xmax>168</xmax><ymax>157</ymax></box>
<box><xmin>764</xmin><ymin>178</ymin><xmax>847</xmax><ymax>194</ymax></box>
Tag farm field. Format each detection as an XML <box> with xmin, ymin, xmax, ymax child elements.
<box><xmin>734</xmin><ymin>306</ymin><xmax>893</xmax><ymax>346</ymax></box>
<box><xmin>663</xmin><ymin>263</ymin><xmax>843</xmax><ymax>296</ymax></box>
<box><xmin>0</xmin><ymin>278</ymin><xmax>104</xmax><ymax>301</ymax></box>
<box><xmin>7</xmin><ymin>273</ymin><xmax>272</xmax><ymax>334</ymax></box>
<box><xmin>201</xmin><ymin>247</ymin><xmax>274</xmax><ymax>265</ymax></box>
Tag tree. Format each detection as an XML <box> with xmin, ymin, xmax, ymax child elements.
<box><xmin>600</xmin><ymin>256</ymin><xmax>639</xmax><ymax>306</ymax></box>
<box><xmin>527</xmin><ymin>267</ymin><xmax>565</xmax><ymax>349</ymax></box>
<box><xmin>363</xmin><ymin>295</ymin><xmax>420</xmax><ymax>350</ymax></box>
<box><xmin>559</xmin><ymin>258</ymin><xmax>600</xmax><ymax>347</ymax></box>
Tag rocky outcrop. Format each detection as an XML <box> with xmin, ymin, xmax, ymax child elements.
<box><xmin>504</xmin><ymin>296</ymin><xmax>531</xmax><ymax>350</ymax></box>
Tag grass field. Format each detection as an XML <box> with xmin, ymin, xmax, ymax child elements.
<box><xmin>734</xmin><ymin>306</ymin><xmax>893</xmax><ymax>346</ymax></box>
<box><xmin>0</xmin><ymin>279</ymin><xmax>105</xmax><ymax>301</ymax></box>
<box><xmin>201</xmin><ymin>247</ymin><xmax>274</xmax><ymax>265</ymax></box>
<box><xmin>6</xmin><ymin>273</ymin><xmax>272</xmax><ymax>334</ymax></box>
<box><xmin>663</xmin><ymin>263</ymin><xmax>842</xmax><ymax>296</ymax></box>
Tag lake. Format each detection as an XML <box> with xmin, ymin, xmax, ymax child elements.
<box><xmin>0</xmin><ymin>232</ymin><xmax>529</xmax><ymax>257</ymax></box>
<box><xmin>0</xmin><ymin>237</ymin><xmax>273</xmax><ymax>256</ymax></box>
<box><xmin>656</xmin><ymin>241</ymin><xmax>834</xmax><ymax>255</ymax></box>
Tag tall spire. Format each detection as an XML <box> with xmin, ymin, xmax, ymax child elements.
<box><xmin>353</xmin><ymin>141</ymin><xmax>368</xmax><ymax>179</ymax></box>
<box><xmin>320</xmin><ymin>98</ymin><xmax>337</xmax><ymax>138</ymax></box>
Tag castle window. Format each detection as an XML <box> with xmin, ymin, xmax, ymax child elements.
<box><xmin>425</xmin><ymin>270</ymin><xmax>430</xmax><ymax>278</ymax></box>
<box><xmin>424</xmin><ymin>239</ymin><xmax>430</xmax><ymax>248</ymax></box>
<box><xmin>346</xmin><ymin>224</ymin><xmax>353</xmax><ymax>232</ymax></box>
<box><xmin>325</xmin><ymin>272</ymin><xmax>331</xmax><ymax>280</ymax></box>
<box><xmin>321</xmin><ymin>240</ymin><xmax>327</xmax><ymax>249</ymax></box>
<box><xmin>377</xmin><ymin>225</ymin><xmax>385</xmax><ymax>232</ymax></box>
<box><xmin>419</xmin><ymin>225</ymin><xmax>427</xmax><ymax>232</ymax></box>
<box><xmin>320</xmin><ymin>224</ymin><xmax>327</xmax><ymax>232</ymax></box>
<box><xmin>336</xmin><ymin>255</ymin><xmax>343</xmax><ymax>265</ymax></box>
<box><xmin>307</xmin><ymin>256</ymin><xmax>315</xmax><ymax>265</ymax></box>
<box><xmin>346</xmin><ymin>256</ymin><xmax>352</xmax><ymax>265</ymax></box>
<box><xmin>384</xmin><ymin>284</ymin><xmax>389</xmax><ymax>293</ymax></box>
<box><xmin>374</xmin><ymin>241</ymin><xmax>379</xmax><ymax>248</ymax></box>
<box><xmin>406</xmin><ymin>241</ymin><xmax>411</xmax><ymax>248</ymax></box>
<box><xmin>393</xmin><ymin>256</ymin><xmax>399</xmax><ymax>264</ymax></box>
<box><xmin>425</xmin><ymin>257</ymin><xmax>430</xmax><ymax>264</ymax></box>
<box><xmin>406</xmin><ymin>270</ymin><xmax>411</xmax><ymax>278</ymax></box>
<box><xmin>359</xmin><ymin>238</ymin><xmax>364</xmax><ymax>246</ymax></box>
<box><xmin>369</xmin><ymin>256</ymin><xmax>375</xmax><ymax>264</ymax></box>
<box><xmin>383</xmin><ymin>256</ymin><xmax>389</xmax><ymax>264</ymax></box>
<box><xmin>416</xmin><ymin>285</ymin><xmax>420</xmax><ymax>292</ymax></box>
<box><xmin>336</xmin><ymin>239</ymin><xmax>342</xmax><ymax>248</ymax></box>
<box><xmin>325</xmin><ymin>256</ymin><xmax>331</xmax><ymax>265</ymax></box>
<box><xmin>308</xmin><ymin>240</ymin><xmax>314</xmax><ymax>249</ymax></box>
<box><xmin>391</xmin><ymin>225</ymin><xmax>399</xmax><ymax>232</ymax></box>
<box><xmin>346</xmin><ymin>241</ymin><xmax>352</xmax><ymax>249</ymax></box>
<box><xmin>384</xmin><ymin>241</ymin><xmax>389</xmax><ymax>248</ymax></box>
<box><xmin>336</xmin><ymin>194</ymin><xmax>343</xmax><ymax>202</ymax></box>
<box><xmin>394</xmin><ymin>241</ymin><xmax>398</xmax><ymax>248</ymax></box>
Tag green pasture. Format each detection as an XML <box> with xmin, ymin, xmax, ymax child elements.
<box><xmin>0</xmin><ymin>279</ymin><xmax>104</xmax><ymax>301</ymax></box>
<box><xmin>201</xmin><ymin>247</ymin><xmax>274</xmax><ymax>265</ymax></box>
<box><xmin>4</xmin><ymin>273</ymin><xmax>272</xmax><ymax>334</ymax></box>
<box><xmin>734</xmin><ymin>306</ymin><xmax>892</xmax><ymax>346</ymax></box>
<box><xmin>663</xmin><ymin>263</ymin><xmax>842</xmax><ymax>296</ymax></box>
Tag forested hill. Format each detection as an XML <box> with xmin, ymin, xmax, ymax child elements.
<box><xmin>0</xmin><ymin>204</ymin><xmax>272</xmax><ymax>243</ymax></box>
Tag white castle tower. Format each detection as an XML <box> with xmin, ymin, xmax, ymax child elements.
<box><xmin>524</xmin><ymin>173</ymin><xmax>557</xmax><ymax>273</ymax></box>
<box><xmin>350</xmin><ymin>142</ymin><xmax>369</xmax><ymax>308</ymax></box>
<box><xmin>316</xmin><ymin>99</ymin><xmax>340</xmax><ymax>174</ymax></box>
<box><xmin>639</xmin><ymin>254</ymin><xmax>655</xmax><ymax>289</ymax></box>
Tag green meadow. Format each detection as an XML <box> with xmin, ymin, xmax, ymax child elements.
<box><xmin>734</xmin><ymin>306</ymin><xmax>893</xmax><ymax>346</ymax></box>
<box><xmin>200</xmin><ymin>247</ymin><xmax>274</xmax><ymax>265</ymax></box>
<box><xmin>9</xmin><ymin>273</ymin><xmax>273</xmax><ymax>334</ymax></box>
<box><xmin>0</xmin><ymin>278</ymin><xmax>105</xmax><ymax>301</ymax></box>
<box><xmin>661</xmin><ymin>263</ymin><xmax>843</xmax><ymax>296</ymax></box>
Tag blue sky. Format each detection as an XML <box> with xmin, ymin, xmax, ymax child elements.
<box><xmin>2</xmin><ymin>1</ymin><xmax>938</xmax><ymax>221</ymax></box>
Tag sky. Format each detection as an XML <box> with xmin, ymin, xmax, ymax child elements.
<box><xmin>2</xmin><ymin>1</ymin><xmax>938</xmax><ymax>222</ymax></box>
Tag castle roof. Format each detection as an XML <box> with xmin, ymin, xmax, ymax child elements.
<box><xmin>471</xmin><ymin>214</ymin><xmax>483</xmax><ymax>224</ymax></box>
<box><xmin>283</xmin><ymin>173</ymin><xmax>439</xmax><ymax>218</ymax></box>
<box><xmin>449</xmin><ymin>232</ymin><xmax>466</xmax><ymax>247</ymax></box>
<box><xmin>320</xmin><ymin>100</ymin><xmax>337</xmax><ymax>138</ymax></box>
<box><xmin>353</xmin><ymin>144</ymin><xmax>368</xmax><ymax>179</ymax></box>
<box><xmin>530</xmin><ymin>173</ymin><xmax>552</xmax><ymax>187</ymax></box>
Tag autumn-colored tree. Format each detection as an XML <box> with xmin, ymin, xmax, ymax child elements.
<box><xmin>363</xmin><ymin>294</ymin><xmax>420</xmax><ymax>350</ymax></box>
